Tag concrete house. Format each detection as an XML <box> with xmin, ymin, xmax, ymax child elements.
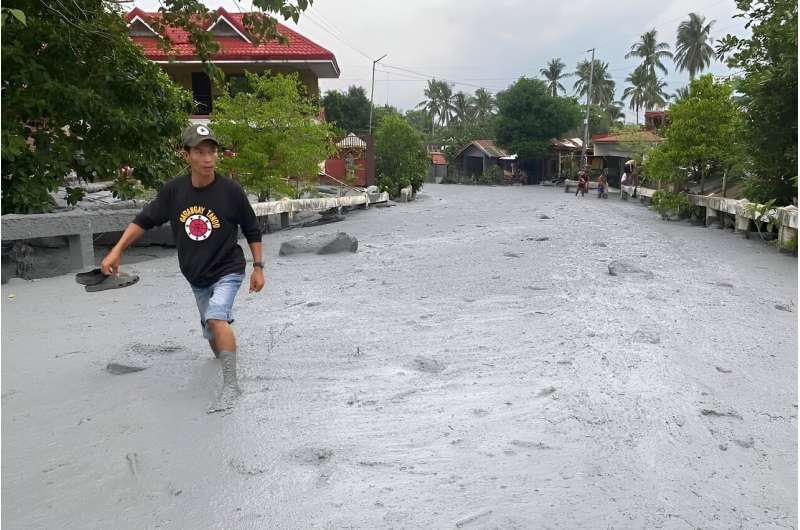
<box><xmin>126</xmin><ymin>6</ymin><xmax>340</xmax><ymax>124</ymax></box>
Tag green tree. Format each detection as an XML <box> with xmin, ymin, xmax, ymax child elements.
<box><xmin>472</xmin><ymin>88</ymin><xmax>497</xmax><ymax>120</ymax></box>
<box><xmin>0</xmin><ymin>0</ymin><xmax>310</xmax><ymax>214</ymax></box>
<box><xmin>645</xmin><ymin>75</ymin><xmax>744</xmax><ymax>194</ymax></box>
<box><xmin>434</xmin><ymin>114</ymin><xmax>496</xmax><ymax>162</ymax></box>
<box><xmin>404</xmin><ymin>109</ymin><xmax>431</xmax><ymax>134</ymax></box>
<box><xmin>573</xmin><ymin>59</ymin><xmax>616</xmax><ymax>106</ymax></box>
<box><xmin>375</xmin><ymin>114</ymin><xmax>428</xmax><ymax>197</ymax></box>
<box><xmin>1</xmin><ymin>0</ymin><xmax>193</xmax><ymax>213</ymax></box>
<box><xmin>675</xmin><ymin>13</ymin><xmax>716</xmax><ymax>80</ymax></box>
<box><xmin>671</xmin><ymin>86</ymin><xmax>690</xmax><ymax>104</ymax></box>
<box><xmin>643</xmin><ymin>74</ymin><xmax>670</xmax><ymax>110</ymax></box>
<box><xmin>605</xmin><ymin>102</ymin><xmax>626</xmax><ymax>128</ymax></box>
<box><xmin>622</xmin><ymin>66</ymin><xmax>648</xmax><ymax>124</ymax></box>
<box><xmin>211</xmin><ymin>72</ymin><xmax>335</xmax><ymax>201</ymax></box>
<box><xmin>452</xmin><ymin>91</ymin><xmax>475</xmax><ymax>123</ymax></box>
<box><xmin>717</xmin><ymin>0</ymin><xmax>797</xmax><ymax>205</ymax></box>
<box><xmin>371</xmin><ymin>105</ymin><xmax>402</xmax><ymax>131</ymax></box>
<box><xmin>540</xmin><ymin>58</ymin><xmax>570</xmax><ymax>97</ymax></box>
<box><xmin>321</xmin><ymin>85</ymin><xmax>371</xmax><ymax>134</ymax></box>
<box><xmin>496</xmin><ymin>78</ymin><xmax>582</xmax><ymax>160</ymax></box>
<box><xmin>417</xmin><ymin>79</ymin><xmax>456</xmax><ymax>131</ymax></box>
<box><xmin>626</xmin><ymin>29</ymin><xmax>673</xmax><ymax>77</ymax></box>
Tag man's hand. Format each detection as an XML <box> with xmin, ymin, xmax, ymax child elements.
<box><xmin>100</xmin><ymin>250</ymin><xmax>121</xmax><ymax>276</ymax></box>
<box><xmin>250</xmin><ymin>267</ymin><xmax>265</xmax><ymax>293</ymax></box>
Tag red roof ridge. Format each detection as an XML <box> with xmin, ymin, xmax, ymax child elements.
<box><xmin>125</xmin><ymin>8</ymin><xmax>339</xmax><ymax>71</ymax></box>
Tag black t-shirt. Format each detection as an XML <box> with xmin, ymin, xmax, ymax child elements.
<box><xmin>133</xmin><ymin>173</ymin><xmax>261</xmax><ymax>287</ymax></box>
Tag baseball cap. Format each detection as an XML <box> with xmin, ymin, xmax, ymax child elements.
<box><xmin>181</xmin><ymin>124</ymin><xmax>219</xmax><ymax>148</ymax></box>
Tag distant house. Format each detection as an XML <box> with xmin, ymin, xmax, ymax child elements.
<box><xmin>126</xmin><ymin>6</ymin><xmax>340</xmax><ymax>124</ymax></box>
<box><xmin>591</xmin><ymin>130</ymin><xmax>663</xmax><ymax>186</ymax></box>
<box><xmin>428</xmin><ymin>151</ymin><xmax>448</xmax><ymax>183</ymax></box>
<box><xmin>452</xmin><ymin>140</ymin><xmax>510</xmax><ymax>177</ymax></box>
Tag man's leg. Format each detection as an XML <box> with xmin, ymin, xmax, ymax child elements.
<box><xmin>207</xmin><ymin>320</ymin><xmax>236</xmax><ymax>352</ymax></box>
<box><xmin>203</xmin><ymin>273</ymin><xmax>245</xmax><ymax>413</ymax></box>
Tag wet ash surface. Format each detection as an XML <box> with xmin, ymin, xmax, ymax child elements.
<box><xmin>2</xmin><ymin>184</ymin><xmax>797</xmax><ymax>528</ymax></box>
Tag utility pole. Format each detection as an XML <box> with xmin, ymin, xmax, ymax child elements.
<box><xmin>580</xmin><ymin>47</ymin><xmax>595</xmax><ymax>170</ymax></box>
<box><xmin>368</xmin><ymin>54</ymin><xmax>387</xmax><ymax>135</ymax></box>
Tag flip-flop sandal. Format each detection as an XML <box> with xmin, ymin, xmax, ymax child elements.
<box><xmin>75</xmin><ymin>268</ymin><xmax>108</xmax><ymax>286</ymax></box>
<box><xmin>84</xmin><ymin>271</ymin><xmax>140</xmax><ymax>292</ymax></box>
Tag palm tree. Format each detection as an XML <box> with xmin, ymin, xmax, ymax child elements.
<box><xmin>622</xmin><ymin>65</ymin><xmax>648</xmax><ymax>124</ymax></box>
<box><xmin>671</xmin><ymin>85</ymin><xmax>690</xmax><ymax>103</ymax></box>
<box><xmin>452</xmin><ymin>91</ymin><xmax>474</xmax><ymax>123</ymax></box>
<box><xmin>437</xmin><ymin>81</ymin><xmax>456</xmax><ymax>126</ymax></box>
<box><xmin>626</xmin><ymin>29</ymin><xmax>673</xmax><ymax>77</ymax></box>
<box><xmin>675</xmin><ymin>13</ymin><xmax>715</xmax><ymax>80</ymax></box>
<box><xmin>574</xmin><ymin>59</ymin><xmax>616</xmax><ymax>107</ymax></box>
<box><xmin>643</xmin><ymin>75</ymin><xmax>670</xmax><ymax>110</ymax></box>
<box><xmin>605</xmin><ymin>101</ymin><xmax>626</xmax><ymax>127</ymax></box>
<box><xmin>417</xmin><ymin>79</ymin><xmax>455</xmax><ymax>132</ymax></box>
<box><xmin>472</xmin><ymin>88</ymin><xmax>496</xmax><ymax>120</ymax></box>
<box><xmin>540</xmin><ymin>58</ymin><xmax>569</xmax><ymax>97</ymax></box>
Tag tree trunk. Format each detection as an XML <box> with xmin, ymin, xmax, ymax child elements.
<box><xmin>700</xmin><ymin>169</ymin><xmax>706</xmax><ymax>195</ymax></box>
<box><xmin>722</xmin><ymin>168</ymin><xmax>728</xmax><ymax>198</ymax></box>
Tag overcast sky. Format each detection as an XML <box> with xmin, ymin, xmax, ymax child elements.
<box><xmin>132</xmin><ymin>0</ymin><xmax>750</xmax><ymax>121</ymax></box>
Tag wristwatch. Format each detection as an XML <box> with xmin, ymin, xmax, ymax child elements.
<box><xmin>253</xmin><ymin>261</ymin><xmax>264</xmax><ymax>269</ymax></box>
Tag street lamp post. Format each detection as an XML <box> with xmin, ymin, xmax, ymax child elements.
<box><xmin>580</xmin><ymin>47</ymin><xmax>595</xmax><ymax>170</ymax></box>
<box><xmin>368</xmin><ymin>54</ymin><xmax>387</xmax><ymax>135</ymax></box>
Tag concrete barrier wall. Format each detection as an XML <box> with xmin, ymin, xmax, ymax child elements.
<box><xmin>1</xmin><ymin>192</ymin><xmax>390</xmax><ymax>271</ymax></box>
<box><xmin>619</xmin><ymin>185</ymin><xmax>798</xmax><ymax>251</ymax></box>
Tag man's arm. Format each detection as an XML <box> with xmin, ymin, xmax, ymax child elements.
<box><xmin>100</xmin><ymin>223</ymin><xmax>146</xmax><ymax>275</ymax></box>
<box><xmin>100</xmin><ymin>181</ymin><xmax>172</xmax><ymax>275</ymax></box>
<box><xmin>248</xmin><ymin>241</ymin><xmax>264</xmax><ymax>293</ymax></box>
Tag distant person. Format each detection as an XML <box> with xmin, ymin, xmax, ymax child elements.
<box><xmin>620</xmin><ymin>171</ymin><xmax>628</xmax><ymax>199</ymax></box>
<box><xmin>100</xmin><ymin>124</ymin><xmax>265</xmax><ymax>413</ymax></box>
<box><xmin>576</xmin><ymin>173</ymin><xmax>588</xmax><ymax>197</ymax></box>
<box><xmin>597</xmin><ymin>172</ymin><xmax>607</xmax><ymax>198</ymax></box>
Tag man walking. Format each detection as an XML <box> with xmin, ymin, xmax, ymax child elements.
<box><xmin>101</xmin><ymin>124</ymin><xmax>264</xmax><ymax>413</ymax></box>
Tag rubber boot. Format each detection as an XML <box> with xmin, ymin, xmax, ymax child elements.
<box><xmin>207</xmin><ymin>351</ymin><xmax>242</xmax><ymax>413</ymax></box>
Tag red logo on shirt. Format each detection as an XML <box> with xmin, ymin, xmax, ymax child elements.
<box><xmin>185</xmin><ymin>214</ymin><xmax>213</xmax><ymax>241</ymax></box>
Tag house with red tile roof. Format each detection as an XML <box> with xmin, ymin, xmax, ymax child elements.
<box><xmin>126</xmin><ymin>7</ymin><xmax>339</xmax><ymax>123</ymax></box>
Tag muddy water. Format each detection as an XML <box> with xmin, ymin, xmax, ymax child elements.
<box><xmin>2</xmin><ymin>184</ymin><xmax>797</xmax><ymax>528</ymax></box>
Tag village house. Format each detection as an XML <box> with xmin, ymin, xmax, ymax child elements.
<box><xmin>451</xmin><ymin>140</ymin><xmax>510</xmax><ymax>178</ymax></box>
<box><xmin>126</xmin><ymin>6</ymin><xmax>340</xmax><ymax>124</ymax></box>
<box><xmin>591</xmin><ymin>130</ymin><xmax>663</xmax><ymax>187</ymax></box>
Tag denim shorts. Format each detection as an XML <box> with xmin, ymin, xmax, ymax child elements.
<box><xmin>191</xmin><ymin>272</ymin><xmax>245</xmax><ymax>340</ymax></box>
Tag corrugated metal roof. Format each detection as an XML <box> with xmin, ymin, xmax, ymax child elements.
<box><xmin>474</xmin><ymin>139</ymin><xmax>509</xmax><ymax>158</ymax></box>
<box><xmin>454</xmin><ymin>139</ymin><xmax>508</xmax><ymax>159</ymax></box>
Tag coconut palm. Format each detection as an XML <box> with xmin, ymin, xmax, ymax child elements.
<box><xmin>643</xmin><ymin>75</ymin><xmax>670</xmax><ymax>110</ymax></box>
<box><xmin>417</xmin><ymin>79</ymin><xmax>456</xmax><ymax>131</ymax></box>
<box><xmin>472</xmin><ymin>88</ymin><xmax>496</xmax><ymax>120</ymax></box>
<box><xmin>574</xmin><ymin>59</ymin><xmax>616</xmax><ymax>107</ymax></box>
<box><xmin>452</xmin><ymin>91</ymin><xmax>474</xmax><ymax>123</ymax></box>
<box><xmin>626</xmin><ymin>29</ymin><xmax>673</xmax><ymax>77</ymax></box>
<box><xmin>671</xmin><ymin>86</ymin><xmax>690</xmax><ymax>104</ymax></box>
<box><xmin>605</xmin><ymin>101</ymin><xmax>626</xmax><ymax>127</ymax></box>
<box><xmin>436</xmin><ymin>81</ymin><xmax>456</xmax><ymax>126</ymax></box>
<box><xmin>540</xmin><ymin>58</ymin><xmax>569</xmax><ymax>97</ymax></box>
<box><xmin>675</xmin><ymin>13</ymin><xmax>715</xmax><ymax>80</ymax></box>
<box><xmin>622</xmin><ymin>65</ymin><xmax>648</xmax><ymax>124</ymax></box>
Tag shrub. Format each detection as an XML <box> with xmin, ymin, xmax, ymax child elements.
<box><xmin>651</xmin><ymin>190</ymin><xmax>693</xmax><ymax>219</ymax></box>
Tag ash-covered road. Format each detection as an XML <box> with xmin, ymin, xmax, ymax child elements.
<box><xmin>3</xmin><ymin>184</ymin><xmax>796</xmax><ymax>529</ymax></box>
